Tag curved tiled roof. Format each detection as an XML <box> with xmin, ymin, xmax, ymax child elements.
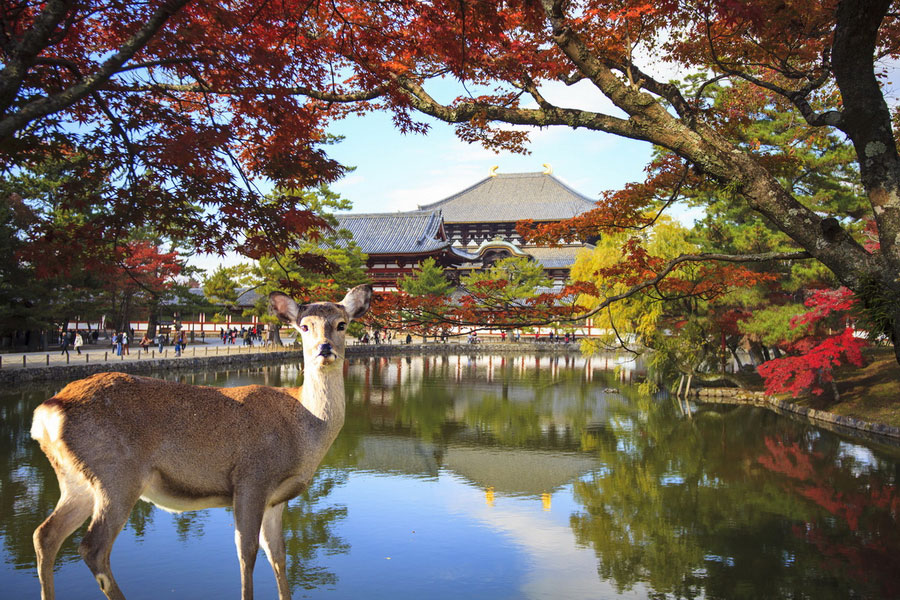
<box><xmin>335</xmin><ymin>210</ymin><xmax>450</xmax><ymax>255</ymax></box>
<box><xmin>525</xmin><ymin>246</ymin><xmax>591</xmax><ymax>269</ymax></box>
<box><xmin>418</xmin><ymin>172</ymin><xmax>597</xmax><ymax>223</ymax></box>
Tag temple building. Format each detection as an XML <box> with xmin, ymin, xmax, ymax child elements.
<box><xmin>337</xmin><ymin>167</ymin><xmax>597</xmax><ymax>291</ymax></box>
<box><xmin>335</xmin><ymin>210</ymin><xmax>478</xmax><ymax>292</ymax></box>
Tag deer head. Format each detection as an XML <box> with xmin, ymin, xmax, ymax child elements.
<box><xmin>268</xmin><ymin>284</ymin><xmax>372</xmax><ymax>367</ymax></box>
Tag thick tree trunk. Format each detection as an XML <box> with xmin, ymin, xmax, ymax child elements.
<box><xmin>145</xmin><ymin>295</ymin><xmax>160</xmax><ymax>338</ymax></box>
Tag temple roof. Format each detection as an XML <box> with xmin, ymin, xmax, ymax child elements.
<box><xmin>336</xmin><ymin>210</ymin><xmax>481</xmax><ymax>260</ymax></box>
<box><xmin>526</xmin><ymin>246</ymin><xmax>591</xmax><ymax>270</ymax></box>
<box><xmin>418</xmin><ymin>172</ymin><xmax>597</xmax><ymax>223</ymax></box>
<box><xmin>336</xmin><ymin>210</ymin><xmax>448</xmax><ymax>255</ymax></box>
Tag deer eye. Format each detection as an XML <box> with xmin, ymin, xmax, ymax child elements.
<box><xmin>337</xmin><ymin>322</ymin><xmax>346</xmax><ymax>331</ymax></box>
<box><xmin>299</xmin><ymin>324</ymin><xmax>309</xmax><ymax>332</ymax></box>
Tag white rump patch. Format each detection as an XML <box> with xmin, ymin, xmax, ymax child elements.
<box><xmin>31</xmin><ymin>404</ymin><xmax>64</xmax><ymax>444</ymax></box>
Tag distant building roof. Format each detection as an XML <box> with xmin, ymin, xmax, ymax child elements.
<box><xmin>336</xmin><ymin>210</ymin><xmax>479</xmax><ymax>260</ymax></box>
<box><xmin>336</xmin><ymin>210</ymin><xmax>448</xmax><ymax>255</ymax></box>
<box><xmin>418</xmin><ymin>172</ymin><xmax>597</xmax><ymax>223</ymax></box>
<box><xmin>526</xmin><ymin>246</ymin><xmax>591</xmax><ymax>270</ymax></box>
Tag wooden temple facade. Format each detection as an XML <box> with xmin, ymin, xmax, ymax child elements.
<box><xmin>337</xmin><ymin>169</ymin><xmax>597</xmax><ymax>292</ymax></box>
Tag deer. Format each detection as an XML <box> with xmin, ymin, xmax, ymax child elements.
<box><xmin>30</xmin><ymin>284</ymin><xmax>372</xmax><ymax>600</ymax></box>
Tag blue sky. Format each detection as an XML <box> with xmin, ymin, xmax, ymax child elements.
<box><xmin>326</xmin><ymin>103</ymin><xmax>652</xmax><ymax>215</ymax></box>
<box><xmin>327</xmin><ymin>79</ymin><xmax>654</xmax><ymax>215</ymax></box>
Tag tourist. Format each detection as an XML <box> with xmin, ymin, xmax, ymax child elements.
<box><xmin>60</xmin><ymin>330</ymin><xmax>70</xmax><ymax>356</ymax></box>
<box><xmin>406</xmin><ymin>333</ymin><xmax>412</xmax><ymax>344</ymax></box>
<box><xmin>74</xmin><ymin>331</ymin><xmax>84</xmax><ymax>355</ymax></box>
<box><xmin>122</xmin><ymin>332</ymin><xmax>129</xmax><ymax>355</ymax></box>
<box><xmin>140</xmin><ymin>334</ymin><xmax>151</xmax><ymax>351</ymax></box>
<box><xmin>156</xmin><ymin>332</ymin><xmax>165</xmax><ymax>352</ymax></box>
<box><xmin>500</xmin><ymin>331</ymin><xmax>506</xmax><ymax>342</ymax></box>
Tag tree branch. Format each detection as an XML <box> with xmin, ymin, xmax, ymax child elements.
<box><xmin>0</xmin><ymin>0</ymin><xmax>192</xmax><ymax>141</ymax></box>
<box><xmin>577</xmin><ymin>250</ymin><xmax>813</xmax><ymax>323</ymax></box>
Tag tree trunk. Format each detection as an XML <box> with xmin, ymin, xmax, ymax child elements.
<box><xmin>270</xmin><ymin>324</ymin><xmax>285</xmax><ymax>346</ymax></box>
<box><xmin>146</xmin><ymin>295</ymin><xmax>160</xmax><ymax>338</ymax></box>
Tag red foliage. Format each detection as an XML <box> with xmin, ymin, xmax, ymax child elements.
<box><xmin>757</xmin><ymin>328</ymin><xmax>867</xmax><ymax>396</ymax></box>
<box><xmin>519</xmin><ymin>155</ymin><xmax>695</xmax><ymax>244</ymax></box>
<box><xmin>757</xmin><ymin>287</ymin><xmax>868</xmax><ymax>397</ymax></box>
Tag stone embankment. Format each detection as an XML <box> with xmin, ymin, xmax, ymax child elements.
<box><xmin>694</xmin><ymin>387</ymin><xmax>900</xmax><ymax>441</ymax></box>
<box><xmin>0</xmin><ymin>342</ymin><xmax>577</xmax><ymax>385</ymax></box>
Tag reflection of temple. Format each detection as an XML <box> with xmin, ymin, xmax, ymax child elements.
<box><xmin>337</xmin><ymin>168</ymin><xmax>597</xmax><ymax>292</ymax></box>
<box><xmin>342</xmin><ymin>353</ymin><xmax>643</xmax><ymax>502</ymax></box>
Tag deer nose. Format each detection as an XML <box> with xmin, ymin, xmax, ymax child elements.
<box><xmin>318</xmin><ymin>342</ymin><xmax>333</xmax><ymax>356</ymax></box>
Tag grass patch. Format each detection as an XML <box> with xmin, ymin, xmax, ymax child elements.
<box><xmin>793</xmin><ymin>348</ymin><xmax>900</xmax><ymax>428</ymax></box>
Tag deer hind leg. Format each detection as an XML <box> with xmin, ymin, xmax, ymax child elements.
<box><xmin>260</xmin><ymin>502</ymin><xmax>290</xmax><ymax>600</ymax></box>
<box><xmin>78</xmin><ymin>480</ymin><xmax>143</xmax><ymax>600</ymax></box>
<box><xmin>34</xmin><ymin>474</ymin><xmax>94</xmax><ymax>600</ymax></box>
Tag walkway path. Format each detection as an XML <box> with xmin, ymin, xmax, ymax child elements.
<box><xmin>0</xmin><ymin>337</ymin><xmax>298</xmax><ymax>371</ymax></box>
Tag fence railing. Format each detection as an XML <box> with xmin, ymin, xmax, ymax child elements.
<box><xmin>1</xmin><ymin>341</ymin><xmax>301</xmax><ymax>370</ymax></box>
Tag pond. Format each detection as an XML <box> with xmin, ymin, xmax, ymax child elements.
<box><xmin>2</xmin><ymin>353</ymin><xmax>900</xmax><ymax>599</ymax></box>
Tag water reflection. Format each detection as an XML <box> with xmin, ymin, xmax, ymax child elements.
<box><xmin>1</xmin><ymin>354</ymin><xmax>899</xmax><ymax>598</ymax></box>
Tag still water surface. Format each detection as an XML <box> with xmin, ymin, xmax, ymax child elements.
<box><xmin>2</xmin><ymin>354</ymin><xmax>900</xmax><ymax>599</ymax></box>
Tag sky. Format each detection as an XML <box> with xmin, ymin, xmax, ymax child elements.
<box><xmin>326</xmin><ymin>80</ymin><xmax>653</xmax><ymax>215</ymax></box>
<box><xmin>188</xmin><ymin>71</ymin><xmax>702</xmax><ymax>274</ymax></box>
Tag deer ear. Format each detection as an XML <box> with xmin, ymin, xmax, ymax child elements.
<box><xmin>340</xmin><ymin>284</ymin><xmax>373</xmax><ymax>321</ymax></box>
<box><xmin>268</xmin><ymin>292</ymin><xmax>303</xmax><ymax>324</ymax></box>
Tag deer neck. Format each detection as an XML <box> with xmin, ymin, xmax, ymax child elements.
<box><xmin>299</xmin><ymin>364</ymin><xmax>346</xmax><ymax>429</ymax></box>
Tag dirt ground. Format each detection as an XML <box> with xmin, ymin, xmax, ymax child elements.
<box><xmin>793</xmin><ymin>348</ymin><xmax>900</xmax><ymax>428</ymax></box>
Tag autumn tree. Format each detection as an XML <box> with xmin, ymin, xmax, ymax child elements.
<box><xmin>8</xmin><ymin>0</ymin><xmax>900</xmax><ymax>365</ymax></box>
<box><xmin>290</xmin><ymin>0</ymin><xmax>899</xmax><ymax>365</ymax></box>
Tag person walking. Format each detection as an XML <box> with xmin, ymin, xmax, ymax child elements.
<box><xmin>74</xmin><ymin>331</ymin><xmax>84</xmax><ymax>355</ymax></box>
<box><xmin>156</xmin><ymin>332</ymin><xmax>165</xmax><ymax>352</ymax></box>
<box><xmin>122</xmin><ymin>331</ymin><xmax>130</xmax><ymax>355</ymax></box>
<box><xmin>60</xmin><ymin>330</ymin><xmax>70</xmax><ymax>357</ymax></box>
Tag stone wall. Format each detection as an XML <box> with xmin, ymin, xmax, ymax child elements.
<box><xmin>0</xmin><ymin>342</ymin><xmax>578</xmax><ymax>384</ymax></box>
<box><xmin>695</xmin><ymin>388</ymin><xmax>900</xmax><ymax>441</ymax></box>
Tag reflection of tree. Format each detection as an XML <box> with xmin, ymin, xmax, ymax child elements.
<box><xmin>758</xmin><ymin>436</ymin><xmax>900</xmax><ymax>599</ymax></box>
<box><xmin>570</xmin><ymin>402</ymin><xmax>896</xmax><ymax>599</ymax></box>
<box><xmin>281</xmin><ymin>469</ymin><xmax>349</xmax><ymax>591</ymax></box>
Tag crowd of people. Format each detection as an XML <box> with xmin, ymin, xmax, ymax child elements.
<box><xmin>219</xmin><ymin>325</ymin><xmax>271</xmax><ymax>347</ymax></box>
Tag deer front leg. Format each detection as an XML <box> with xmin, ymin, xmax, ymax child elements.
<box><xmin>260</xmin><ymin>502</ymin><xmax>291</xmax><ymax>600</ymax></box>
<box><xmin>234</xmin><ymin>490</ymin><xmax>267</xmax><ymax>600</ymax></box>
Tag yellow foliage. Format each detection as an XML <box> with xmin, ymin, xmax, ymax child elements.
<box><xmin>571</xmin><ymin>217</ymin><xmax>698</xmax><ymax>347</ymax></box>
